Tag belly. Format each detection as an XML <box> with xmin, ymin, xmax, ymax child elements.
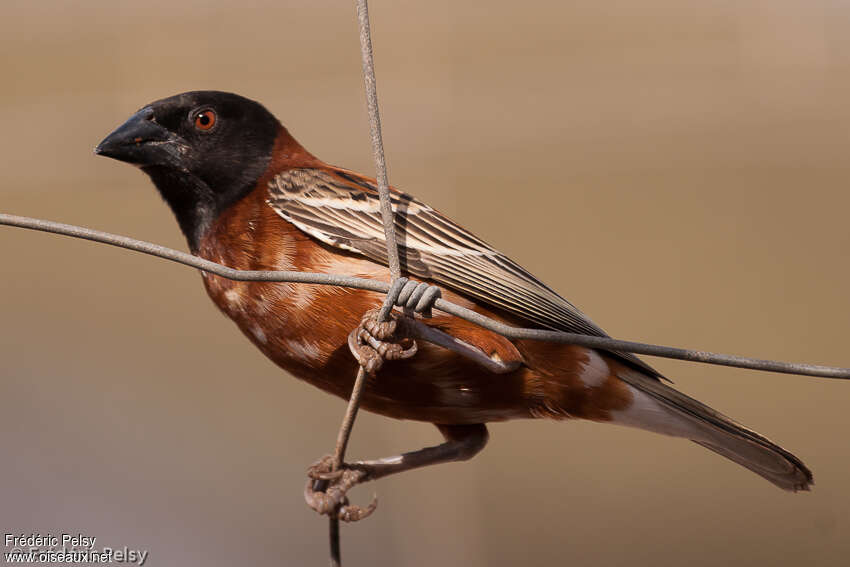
<box><xmin>202</xmin><ymin>274</ymin><xmax>535</xmax><ymax>424</ymax></box>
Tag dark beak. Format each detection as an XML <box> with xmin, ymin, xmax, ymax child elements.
<box><xmin>95</xmin><ymin>107</ymin><xmax>185</xmax><ymax>168</ymax></box>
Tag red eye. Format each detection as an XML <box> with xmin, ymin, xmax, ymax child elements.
<box><xmin>194</xmin><ymin>109</ymin><xmax>216</xmax><ymax>131</ymax></box>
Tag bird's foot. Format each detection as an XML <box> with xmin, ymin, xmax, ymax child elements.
<box><xmin>304</xmin><ymin>455</ymin><xmax>377</xmax><ymax>522</ymax></box>
<box><xmin>348</xmin><ymin>308</ymin><xmax>418</xmax><ymax>374</ymax></box>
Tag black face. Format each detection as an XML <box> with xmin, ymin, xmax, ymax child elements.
<box><xmin>96</xmin><ymin>91</ymin><xmax>279</xmax><ymax>251</ymax></box>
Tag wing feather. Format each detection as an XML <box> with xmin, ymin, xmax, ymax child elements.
<box><xmin>267</xmin><ymin>168</ymin><xmax>661</xmax><ymax>378</ymax></box>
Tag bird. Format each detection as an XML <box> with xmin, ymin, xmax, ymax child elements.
<box><xmin>95</xmin><ymin>90</ymin><xmax>812</xmax><ymax>511</ymax></box>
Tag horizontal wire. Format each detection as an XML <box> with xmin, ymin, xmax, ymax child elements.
<box><xmin>2</xmin><ymin>212</ymin><xmax>848</xmax><ymax>380</ymax></box>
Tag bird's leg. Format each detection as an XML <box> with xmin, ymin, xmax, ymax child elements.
<box><xmin>305</xmin><ymin>423</ymin><xmax>488</xmax><ymax>522</ymax></box>
<box><xmin>351</xmin><ymin>423</ymin><xmax>489</xmax><ymax>481</ymax></box>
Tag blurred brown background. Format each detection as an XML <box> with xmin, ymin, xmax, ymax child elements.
<box><xmin>2</xmin><ymin>1</ymin><xmax>849</xmax><ymax>565</ymax></box>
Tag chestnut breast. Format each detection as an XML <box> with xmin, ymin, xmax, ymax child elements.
<box><xmin>197</xmin><ymin>184</ymin><xmax>540</xmax><ymax>424</ymax></box>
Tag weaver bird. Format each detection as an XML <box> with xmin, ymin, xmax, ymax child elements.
<box><xmin>95</xmin><ymin>91</ymin><xmax>812</xmax><ymax>513</ymax></box>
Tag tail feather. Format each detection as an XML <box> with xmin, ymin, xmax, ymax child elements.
<box><xmin>615</xmin><ymin>368</ymin><xmax>813</xmax><ymax>492</ymax></box>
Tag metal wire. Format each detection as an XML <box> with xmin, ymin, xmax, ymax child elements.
<box><xmin>2</xmin><ymin>212</ymin><xmax>848</xmax><ymax>380</ymax></box>
<box><xmin>327</xmin><ymin>366</ymin><xmax>364</xmax><ymax>567</ymax></box>
<box><xmin>328</xmin><ymin>2</ymin><xmax>402</xmax><ymax>564</ymax></box>
<box><xmin>356</xmin><ymin>0</ymin><xmax>400</xmax><ymax>283</ymax></box>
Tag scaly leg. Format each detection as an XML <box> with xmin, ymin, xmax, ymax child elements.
<box><xmin>305</xmin><ymin>423</ymin><xmax>488</xmax><ymax>521</ymax></box>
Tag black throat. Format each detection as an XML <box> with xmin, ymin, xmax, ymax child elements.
<box><xmin>142</xmin><ymin>166</ymin><xmax>258</xmax><ymax>253</ymax></box>
<box><xmin>139</xmin><ymin>123</ymin><xmax>275</xmax><ymax>252</ymax></box>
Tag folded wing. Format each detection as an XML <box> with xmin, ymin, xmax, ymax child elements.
<box><xmin>266</xmin><ymin>167</ymin><xmax>661</xmax><ymax>378</ymax></box>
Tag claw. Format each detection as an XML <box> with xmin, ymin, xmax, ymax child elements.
<box><xmin>337</xmin><ymin>494</ymin><xmax>378</xmax><ymax>522</ymax></box>
<box><xmin>307</xmin><ymin>454</ymin><xmax>337</xmax><ymax>479</ymax></box>
<box><xmin>304</xmin><ymin>455</ymin><xmax>375</xmax><ymax>522</ymax></box>
<box><xmin>362</xmin><ymin>316</ymin><xmax>397</xmax><ymax>340</ymax></box>
<box><xmin>309</xmin><ymin>468</ymin><xmax>345</xmax><ymax>482</ymax></box>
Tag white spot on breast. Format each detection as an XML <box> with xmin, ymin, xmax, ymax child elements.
<box><xmin>283</xmin><ymin>339</ymin><xmax>324</xmax><ymax>363</ymax></box>
<box><xmin>276</xmin><ymin>246</ymin><xmax>295</xmax><ymax>270</ymax></box>
<box><xmin>577</xmin><ymin>350</ymin><xmax>610</xmax><ymax>388</ymax></box>
<box><xmin>254</xmin><ymin>292</ymin><xmax>271</xmax><ymax>312</ymax></box>
<box><xmin>290</xmin><ymin>285</ymin><xmax>317</xmax><ymax>309</ymax></box>
<box><xmin>250</xmin><ymin>325</ymin><xmax>267</xmax><ymax>344</ymax></box>
<box><xmin>250</xmin><ymin>287</ymin><xmax>288</xmax><ymax>321</ymax></box>
<box><xmin>224</xmin><ymin>289</ymin><xmax>242</xmax><ymax>306</ymax></box>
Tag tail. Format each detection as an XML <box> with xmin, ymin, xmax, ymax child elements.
<box><xmin>613</xmin><ymin>367</ymin><xmax>813</xmax><ymax>492</ymax></box>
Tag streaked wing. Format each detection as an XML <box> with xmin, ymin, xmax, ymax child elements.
<box><xmin>267</xmin><ymin>167</ymin><xmax>660</xmax><ymax>378</ymax></box>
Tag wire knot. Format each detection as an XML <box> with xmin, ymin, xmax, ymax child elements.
<box><xmin>394</xmin><ymin>278</ymin><xmax>442</xmax><ymax>318</ymax></box>
<box><xmin>347</xmin><ymin>308</ymin><xmax>416</xmax><ymax>375</ymax></box>
<box><xmin>377</xmin><ymin>277</ymin><xmax>442</xmax><ymax>321</ymax></box>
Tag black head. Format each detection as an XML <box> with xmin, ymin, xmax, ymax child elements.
<box><xmin>96</xmin><ymin>91</ymin><xmax>280</xmax><ymax>250</ymax></box>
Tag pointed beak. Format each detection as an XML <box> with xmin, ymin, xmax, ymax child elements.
<box><xmin>95</xmin><ymin>107</ymin><xmax>185</xmax><ymax>168</ymax></box>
